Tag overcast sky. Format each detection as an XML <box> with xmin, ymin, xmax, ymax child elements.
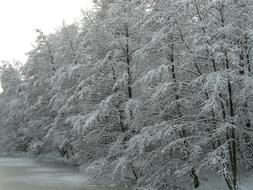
<box><xmin>0</xmin><ymin>0</ymin><xmax>93</xmax><ymax>64</ymax></box>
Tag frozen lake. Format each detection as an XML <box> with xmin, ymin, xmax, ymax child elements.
<box><xmin>0</xmin><ymin>156</ymin><xmax>117</xmax><ymax>190</ymax></box>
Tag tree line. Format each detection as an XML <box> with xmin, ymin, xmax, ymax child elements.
<box><xmin>0</xmin><ymin>0</ymin><xmax>253</xmax><ymax>189</ymax></box>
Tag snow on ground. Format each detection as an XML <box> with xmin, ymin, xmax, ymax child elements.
<box><xmin>0</xmin><ymin>157</ymin><xmax>37</xmax><ymax>167</ymax></box>
<box><xmin>13</xmin><ymin>172</ymin><xmax>88</xmax><ymax>187</ymax></box>
<box><xmin>0</xmin><ymin>156</ymin><xmax>128</xmax><ymax>190</ymax></box>
<box><xmin>0</xmin><ymin>156</ymin><xmax>89</xmax><ymax>190</ymax></box>
<box><xmin>28</xmin><ymin>167</ymin><xmax>62</xmax><ymax>172</ymax></box>
<box><xmin>197</xmin><ymin>170</ymin><xmax>253</xmax><ymax>190</ymax></box>
<box><xmin>1</xmin><ymin>155</ymin><xmax>253</xmax><ymax>190</ymax></box>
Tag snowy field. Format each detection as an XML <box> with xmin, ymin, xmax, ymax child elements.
<box><xmin>196</xmin><ymin>171</ymin><xmax>253</xmax><ymax>190</ymax></box>
<box><xmin>0</xmin><ymin>156</ymin><xmax>253</xmax><ymax>190</ymax></box>
<box><xmin>0</xmin><ymin>156</ymin><xmax>122</xmax><ymax>190</ymax></box>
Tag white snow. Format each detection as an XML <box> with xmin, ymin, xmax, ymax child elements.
<box><xmin>1</xmin><ymin>156</ymin><xmax>253</xmax><ymax>190</ymax></box>
<box><xmin>0</xmin><ymin>157</ymin><xmax>89</xmax><ymax>190</ymax></box>
<box><xmin>197</xmin><ymin>170</ymin><xmax>253</xmax><ymax>190</ymax></box>
<box><xmin>0</xmin><ymin>156</ymin><xmax>129</xmax><ymax>190</ymax></box>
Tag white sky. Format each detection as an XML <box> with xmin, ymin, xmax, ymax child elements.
<box><xmin>0</xmin><ymin>0</ymin><xmax>93</xmax><ymax>64</ymax></box>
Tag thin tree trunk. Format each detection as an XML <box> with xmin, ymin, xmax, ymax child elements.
<box><xmin>169</xmin><ymin>41</ymin><xmax>199</xmax><ymax>188</ymax></box>
<box><xmin>125</xmin><ymin>25</ymin><xmax>132</xmax><ymax>99</ymax></box>
<box><xmin>70</xmin><ymin>40</ymin><xmax>78</xmax><ymax>65</ymax></box>
<box><xmin>225</xmin><ymin>52</ymin><xmax>237</xmax><ymax>190</ymax></box>
<box><xmin>46</xmin><ymin>41</ymin><xmax>56</xmax><ymax>72</ymax></box>
<box><xmin>109</xmin><ymin>56</ymin><xmax>125</xmax><ymax>132</ymax></box>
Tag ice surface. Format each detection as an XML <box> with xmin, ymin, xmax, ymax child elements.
<box><xmin>0</xmin><ymin>157</ymin><xmax>113</xmax><ymax>190</ymax></box>
<box><xmin>2</xmin><ymin>156</ymin><xmax>252</xmax><ymax>190</ymax></box>
<box><xmin>197</xmin><ymin>170</ymin><xmax>253</xmax><ymax>190</ymax></box>
<box><xmin>0</xmin><ymin>157</ymin><xmax>37</xmax><ymax>167</ymax></box>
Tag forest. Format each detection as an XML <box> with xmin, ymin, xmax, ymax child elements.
<box><xmin>0</xmin><ymin>0</ymin><xmax>253</xmax><ymax>189</ymax></box>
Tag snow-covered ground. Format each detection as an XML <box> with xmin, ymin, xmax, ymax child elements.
<box><xmin>0</xmin><ymin>156</ymin><xmax>123</xmax><ymax>190</ymax></box>
<box><xmin>196</xmin><ymin>170</ymin><xmax>253</xmax><ymax>190</ymax></box>
<box><xmin>0</xmin><ymin>155</ymin><xmax>253</xmax><ymax>190</ymax></box>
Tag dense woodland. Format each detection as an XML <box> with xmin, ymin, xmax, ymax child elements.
<box><xmin>1</xmin><ymin>0</ymin><xmax>253</xmax><ymax>189</ymax></box>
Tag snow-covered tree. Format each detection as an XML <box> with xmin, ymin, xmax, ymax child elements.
<box><xmin>1</xmin><ymin>1</ymin><xmax>253</xmax><ymax>190</ymax></box>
